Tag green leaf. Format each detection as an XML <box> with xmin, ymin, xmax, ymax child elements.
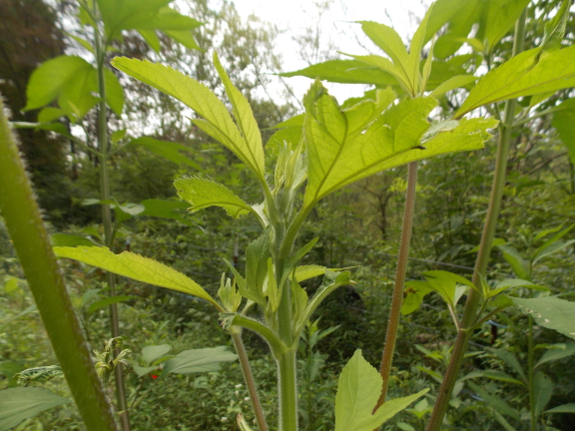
<box><xmin>164</xmin><ymin>29</ymin><xmax>202</xmax><ymax>51</ymax></box>
<box><xmin>53</xmin><ymin>246</ymin><xmax>220</xmax><ymax>309</ymax></box>
<box><xmin>141</xmin><ymin>344</ymin><xmax>172</xmax><ymax>366</ymax></box>
<box><xmin>280</xmin><ymin>59</ymin><xmax>399</xmax><ymax>87</ymax></box>
<box><xmin>110</xmin><ymin>129</ymin><xmax>127</xmax><ymax>144</ymax></box>
<box><xmin>483</xmin><ymin>0</ymin><xmax>530</xmax><ymax>54</ymax></box>
<box><xmin>50</xmin><ymin>233</ymin><xmax>94</xmax><ymax>247</ymax></box>
<box><xmin>24</xmin><ymin>55</ymin><xmax>94</xmax><ymax>111</ymax></box>
<box><xmin>140</xmin><ymin>199</ymin><xmax>192</xmax><ymax>225</ymax></box>
<box><xmin>87</xmin><ymin>295</ymin><xmax>138</xmax><ymax>314</ymax></box>
<box><xmin>497</xmin><ymin>244</ymin><xmax>529</xmax><ymax>280</ymax></box>
<box><xmin>358</xmin><ymin>21</ymin><xmax>409</xmax><ymax>68</ymax></box>
<box><xmin>536</xmin><ymin>343</ymin><xmax>575</xmax><ymax>368</ymax></box>
<box><xmin>104</xmin><ymin>68</ymin><xmax>124</xmax><ymax>116</ymax></box>
<box><xmin>112</xmin><ymin>57</ymin><xmax>264</xmax><ymax>179</ymax></box>
<box><xmin>402</xmin><ymin>281</ymin><xmax>432</xmax><ymax>315</ymax></box>
<box><xmin>552</xmin><ymin>98</ymin><xmax>575</xmax><ymax>164</ymax></box>
<box><xmin>460</xmin><ymin>370</ymin><xmax>525</xmax><ymax>386</ymax></box>
<box><xmin>533</xmin><ymin>240</ymin><xmax>575</xmax><ymax>264</ymax></box>
<box><xmin>335</xmin><ymin>350</ymin><xmax>428</xmax><ymax>431</ymax></box>
<box><xmin>546</xmin><ymin>403</ymin><xmax>575</xmax><ymax>414</ymax></box>
<box><xmin>536</xmin><ymin>0</ymin><xmax>572</xmax><ymax>58</ymax></box>
<box><xmin>38</xmin><ymin>107</ymin><xmax>67</xmax><ymax>123</ymax></box>
<box><xmin>467</xmin><ymin>381</ymin><xmax>521</xmax><ymax>420</ymax></box>
<box><xmin>512</xmin><ymin>296</ymin><xmax>575</xmax><ymax>340</ymax></box>
<box><xmin>0</xmin><ymin>387</ymin><xmax>70</xmax><ymax>431</ymax></box>
<box><xmin>129</xmin><ymin>137</ymin><xmax>201</xmax><ymax>169</ymax></box>
<box><xmin>162</xmin><ymin>346</ymin><xmax>237</xmax><ymax>375</ymax></box>
<box><xmin>175</xmin><ymin>177</ymin><xmax>253</xmax><ymax>219</ymax></box>
<box><xmin>244</xmin><ymin>232</ymin><xmax>271</xmax><ymax>306</ymax></box>
<box><xmin>295</xmin><ymin>265</ymin><xmax>328</xmax><ymax>282</ymax></box>
<box><xmin>486</xmin><ymin>347</ymin><xmax>527</xmax><ymax>383</ymax></box>
<box><xmin>303</xmin><ymin>81</ymin><xmax>495</xmax><ymax>208</ymax></box>
<box><xmin>534</xmin><ymin>372</ymin><xmax>553</xmax><ymax>416</ymax></box>
<box><xmin>429</xmin><ymin>75</ymin><xmax>477</xmax><ymax>98</ymax></box>
<box><xmin>456</xmin><ymin>47</ymin><xmax>575</xmax><ymax>118</ymax></box>
<box><xmin>138</xmin><ymin>29</ymin><xmax>161</xmax><ymax>52</ymax></box>
<box><xmin>212</xmin><ymin>52</ymin><xmax>264</xmax><ymax>178</ymax></box>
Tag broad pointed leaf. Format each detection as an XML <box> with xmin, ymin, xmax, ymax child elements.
<box><xmin>456</xmin><ymin>47</ymin><xmax>575</xmax><ymax>117</ymax></box>
<box><xmin>112</xmin><ymin>57</ymin><xmax>263</xmax><ymax>178</ymax></box>
<box><xmin>175</xmin><ymin>177</ymin><xmax>252</xmax><ymax>218</ymax></box>
<box><xmin>546</xmin><ymin>403</ymin><xmax>575</xmax><ymax>413</ymax></box>
<box><xmin>162</xmin><ymin>346</ymin><xmax>237</xmax><ymax>375</ymax></box>
<box><xmin>512</xmin><ymin>296</ymin><xmax>575</xmax><ymax>340</ymax></box>
<box><xmin>54</xmin><ymin>246</ymin><xmax>219</xmax><ymax>308</ymax></box>
<box><xmin>335</xmin><ymin>350</ymin><xmax>428</xmax><ymax>431</ymax></box>
<box><xmin>536</xmin><ymin>343</ymin><xmax>575</xmax><ymax>368</ymax></box>
<box><xmin>552</xmin><ymin>98</ymin><xmax>575</xmax><ymax>164</ymax></box>
<box><xmin>483</xmin><ymin>0</ymin><xmax>531</xmax><ymax>54</ymax></box>
<box><xmin>142</xmin><ymin>344</ymin><xmax>172</xmax><ymax>366</ymax></box>
<box><xmin>0</xmin><ymin>387</ymin><xmax>70</xmax><ymax>431</ymax></box>
<box><xmin>358</xmin><ymin>21</ymin><xmax>409</xmax><ymax>67</ymax></box>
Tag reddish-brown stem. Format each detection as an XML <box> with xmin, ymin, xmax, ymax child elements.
<box><xmin>374</xmin><ymin>161</ymin><xmax>418</xmax><ymax>412</ymax></box>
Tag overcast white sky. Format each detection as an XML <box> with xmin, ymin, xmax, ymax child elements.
<box><xmin>231</xmin><ymin>0</ymin><xmax>431</xmax><ymax>103</ymax></box>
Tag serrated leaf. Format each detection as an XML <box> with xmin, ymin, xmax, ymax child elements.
<box><xmin>456</xmin><ymin>47</ymin><xmax>575</xmax><ymax>117</ymax></box>
<box><xmin>335</xmin><ymin>350</ymin><xmax>428</xmax><ymax>431</ymax></box>
<box><xmin>162</xmin><ymin>346</ymin><xmax>237</xmax><ymax>375</ymax></box>
<box><xmin>213</xmin><ymin>52</ymin><xmax>264</xmax><ymax>177</ymax></box>
<box><xmin>129</xmin><ymin>137</ymin><xmax>201</xmax><ymax>169</ymax></box>
<box><xmin>53</xmin><ymin>246</ymin><xmax>219</xmax><ymax>309</ymax></box>
<box><xmin>280</xmin><ymin>59</ymin><xmax>399</xmax><ymax>87</ymax></box>
<box><xmin>112</xmin><ymin>57</ymin><xmax>263</xmax><ymax>178</ymax></box>
<box><xmin>536</xmin><ymin>343</ymin><xmax>575</xmax><ymax>368</ymax></box>
<box><xmin>0</xmin><ymin>387</ymin><xmax>70</xmax><ymax>431</ymax></box>
<box><xmin>512</xmin><ymin>296</ymin><xmax>575</xmax><ymax>340</ymax></box>
<box><xmin>175</xmin><ymin>177</ymin><xmax>252</xmax><ymax>218</ymax></box>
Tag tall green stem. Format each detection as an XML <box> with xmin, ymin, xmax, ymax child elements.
<box><xmin>93</xmin><ymin>8</ymin><xmax>130</xmax><ymax>429</ymax></box>
<box><xmin>278</xmin><ymin>348</ymin><xmax>298</xmax><ymax>431</ymax></box>
<box><xmin>426</xmin><ymin>11</ymin><xmax>527</xmax><ymax>431</ymax></box>
<box><xmin>374</xmin><ymin>161</ymin><xmax>418</xmax><ymax>411</ymax></box>
<box><xmin>0</xmin><ymin>96</ymin><xmax>119</xmax><ymax>431</ymax></box>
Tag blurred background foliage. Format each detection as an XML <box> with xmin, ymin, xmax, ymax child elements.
<box><xmin>1</xmin><ymin>0</ymin><xmax>575</xmax><ymax>429</ymax></box>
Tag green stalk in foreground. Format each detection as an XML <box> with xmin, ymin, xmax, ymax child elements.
<box><xmin>93</xmin><ymin>6</ymin><xmax>130</xmax><ymax>428</ymax></box>
<box><xmin>0</xmin><ymin>95</ymin><xmax>119</xmax><ymax>431</ymax></box>
<box><xmin>374</xmin><ymin>161</ymin><xmax>418</xmax><ymax>411</ymax></box>
<box><xmin>426</xmin><ymin>11</ymin><xmax>527</xmax><ymax>431</ymax></box>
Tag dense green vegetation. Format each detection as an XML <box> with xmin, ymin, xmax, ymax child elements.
<box><xmin>2</xmin><ymin>0</ymin><xmax>575</xmax><ymax>430</ymax></box>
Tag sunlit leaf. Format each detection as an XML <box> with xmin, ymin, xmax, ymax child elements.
<box><xmin>335</xmin><ymin>350</ymin><xmax>428</xmax><ymax>431</ymax></box>
<box><xmin>54</xmin><ymin>246</ymin><xmax>219</xmax><ymax>309</ymax></box>
<box><xmin>456</xmin><ymin>47</ymin><xmax>575</xmax><ymax>117</ymax></box>
<box><xmin>512</xmin><ymin>296</ymin><xmax>575</xmax><ymax>340</ymax></box>
<box><xmin>175</xmin><ymin>177</ymin><xmax>253</xmax><ymax>218</ymax></box>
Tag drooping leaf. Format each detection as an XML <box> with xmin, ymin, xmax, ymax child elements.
<box><xmin>460</xmin><ymin>370</ymin><xmax>525</xmax><ymax>386</ymax></box>
<box><xmin>512</xmin><ymin>296</ymin><xmax>575</xmax><ymax>339</ymax></box>
<box><xmin>129</xmin><ymin>137</ymin><xmax>201</xmax><ymax>169</ymax></box>
<box><xmin>112</xmin><ymin>57</ymin><xmax>264</xmax><ymax>179</ymax></box>
<box><xmin>552</xmin><ymin>98</ymin><xmax>575</xmax><ymax>164</ymax></box>
<box><xmin>334</xmin><ymin>350</ymin><xmax>428</xmax><ymax>431</ymax></box>
<box><xmin>104</xmin><ymin>68</ymin><xmax>124</xmax><ymax>116</ymax></box>
<box><xmin>162</xmin><ymin>346</ymin><xmax>237</xmax><ymax>375</ymax></box>
<box><xmin>53</xmin><ymin>246</ymin><xmax>219</xmax><ymax>309</ymax></box>
<box><xmin>174</xmin><ymin>177</ymin><xmax>253</xmax><ymax>218</ymax></box>
<box><xmin>140</xmin><ymin>199</ymin><xmax>192</xmax><ymax>225</ymax></box>
<box><xmin>456</xmin><ymin>47</ymin><xmax>575</xmax><ymax>118</ymax></box>
<box><xmin>0</xmin><ymin>387</ymin><xmax>70</xmax><ymax>431</ymax></box>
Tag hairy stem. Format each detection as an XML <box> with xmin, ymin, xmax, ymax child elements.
<box><xmin>374</xmin><ymin>161</ymin><xmax>418</xmax><ymax>412</ymax></box>
<box><xmin>426</xmin><ymin>10</ymin><xmax>527</xmax><ymax>431</ymax></box>
<box><xmin>93</xmin><ymin>8</ymin><xmax>130</xmax><ymax>429</ymax></box>
<box><xmin>230</xmin><ymin>328</ymin><xmax>269</xmax><ymax>431</ymax></box>
<box><xmin>0</xmin><ymin>96</ymin><xmax>119</xmax><ymax>431</ymax></box>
